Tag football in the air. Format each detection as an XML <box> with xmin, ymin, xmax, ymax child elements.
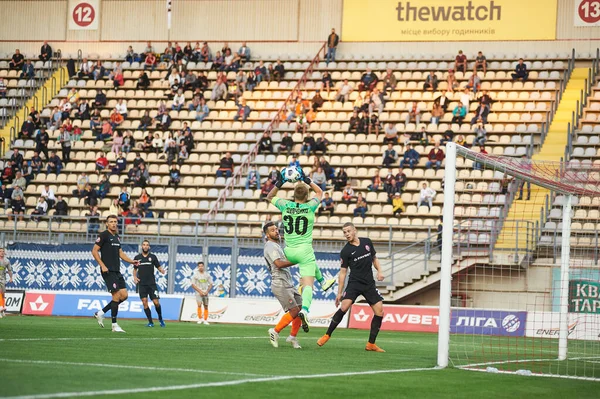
<box><xmin>282</xmin><ymin>166</ymin><xmax>302</xmax><ymax>183</ymax></box>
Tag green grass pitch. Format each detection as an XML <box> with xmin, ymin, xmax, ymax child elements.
<box><xmin>0</xmin><ymin>316</ymin><xmax>597</xmax><ymax>398</ymax></box>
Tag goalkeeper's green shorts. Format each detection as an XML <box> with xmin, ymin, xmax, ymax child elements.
<box><xmin>284</xmin><ymin>245</ymin><xmax>319</xmax><ymax>277</ymax></box>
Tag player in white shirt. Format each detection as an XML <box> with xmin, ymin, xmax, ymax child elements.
<box><xmin>191</xmin><ymin>262</ymin><xmax>213</xmax><ymax>325</ymax></box>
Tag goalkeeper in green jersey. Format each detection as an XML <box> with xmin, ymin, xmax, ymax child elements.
<box><xmin>266</xmin><ymin>167</ymin><xmax>336</xmax><ymax>332</ymax></box>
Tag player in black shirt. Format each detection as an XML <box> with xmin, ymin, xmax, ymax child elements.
<box><xmin>317</xmin><ymin>222</ymin><xmax>386</xmax><ymax>352</ymax></box>
<box><xmin>133</xmin><ymin>240</ymin><xmax>166</xmax><ymax>327</ymax></box>
<box><xmin>91</xmin><ymin>214</ymin><xmax>140</xmax><ymax>333</ymax></box>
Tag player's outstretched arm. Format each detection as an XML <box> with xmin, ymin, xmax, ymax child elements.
<box><xmin>119</xmin><ymin>249</ymin><xmax>140</xmax><ymax>265</ymax></box>
<box><xmin>266</xmin><ymin>170</ymin><xmax>287</xmax><ymax>202</ymax></box>
<box><xmin>300</xmin><ymin>168</ymin><xmax>323</xmax><ymax>200</ymax></box>
<box><xmin>372</xmin><ymin>256</ymin><xmax>385</xmax><ymax>281</ymax></box>
<box><xmin>273</xmin><ymin>258</ymin><xmax>296</xmax><ymax>269</ymax></box>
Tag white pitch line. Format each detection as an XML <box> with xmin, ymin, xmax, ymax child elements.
<box><xmin>0</xmin><ymin>336</ymin><xmax>266</xmax><ymax>342</ymax></box>
<box><xmin>0</xmin><ymin>359</ymin><xmax>267</xmax><ymax>377</ymax></box>
<box><xmin>0</xmin><ymin>367</ymin><xmax>436</xmax><ymax>399</ymax></box>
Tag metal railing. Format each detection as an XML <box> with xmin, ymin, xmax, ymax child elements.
<box><xmin>207</xmin><ymin>42</ymin><xmax>327</xmax><ymax>220</ymax></box>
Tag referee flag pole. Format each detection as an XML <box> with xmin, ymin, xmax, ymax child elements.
<box><xmin>437</xmin><ymin>142</ymin><xmax>457</xmax><ymax>368</ymax></box>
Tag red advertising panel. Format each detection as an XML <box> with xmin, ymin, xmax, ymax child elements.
<box><xmin>349</xmin><ymin>304</ymin><xmax>439</xmax><ymax>332</ymax></box>
<box><xmin>22</xmin><ymin>293</ymin><xmax>55</xmax><ymax>316</ymax></box>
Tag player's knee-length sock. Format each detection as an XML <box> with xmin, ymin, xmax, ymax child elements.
<box><xmin>197</xmin><ymin>307</ymin><xmax>202</xmax><ymax>320</ymax></box>
<box><xmin>290</xmin><ymin>317</ymin><xmax>301</xmax><ymax>337</ymax></box>
<box><xmin>203</xmin><ymin>308</ymin><xmax>209</xmax><ymax>321</ymax></box>
<box><xmin>110</xmin><ymin>300</ymin><xmax>119</xmax><ymax>323</ymax></box>
<box><xmin>369</xmin><ymin>315</ymin><xmax>383</xmax><ymax>344</ymax></box>
<box><xmin>101</xmin><ymin>299</ymin><xmax>123</xmax><ymax>315</ymax></box>
<box><xmin>326</xmin><ymin>309</ymin><xmax>347</xmax><ymax>336</ymax></box>
<box><xmin>274</xmin><ymin>312</ymin><xmax>294</xmax><ymax>333</ymax></box>
<box><xmin>155</xmin><ymin>304</ymin><xmax>163</xmax><ymax>321</ymax></box>
<box><xmin>0</xmin><ymin>294</ymin><xmax>5</xmax><ymax>308</ymax></box>
<box><xmin>301</xmin><ymin>285</ymin><xmax>313</xmax><ymax>312</ymax></box>
<box><xmin>143</xmin><ymin>307</ymin><xmax>153</xmax><ymax>323</ymax></box>
<box><xmin>315</xmin><ymin>266</ymin><xmax>324</xmax><ymax>285</ymax></box>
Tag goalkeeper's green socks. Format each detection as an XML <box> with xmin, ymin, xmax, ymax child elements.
<box><xmin>301</xmin><ymin>285</ymin><xmax>313</xmax><ymax>313</ymax></box>
<box><xmin>315</xmin><ymin>266</ymin><xmax>324</xmax><ymax>285</ymax></box>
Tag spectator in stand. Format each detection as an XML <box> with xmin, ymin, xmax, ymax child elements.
<box><xmin>95</xmin><ymin>152</ymin><xmax>109</xmax><ymax>173</ymax></box>
<box><xmin>211</xmin><ymin>76</ymin><xmax>227</xmax><ymax>101</ymax></box>
<box><xmin>94</xmin><ymin>89</ymin><xmax>107</xmax><ymax>108</ymax></box>
<box><xmin>385</xmin><ymin>178</ymin><xmax>402</xmax><ymax>204</ymax></box>
<box><xmin>382</xmin><ymin>143</ymin><xmax>398</xmax><ymax>168</ymax></box>
<box><xmin>466</xmin><ymin>73</ymin><xmax>481</xmax><ymax>95</ymax></box>
<box><xmin>73</xmin><ymin>172</ymin><xmax>89</xmax><ymax>197</ymax></box>
<box><xmin>342</xmin><ymin>184</ymin><xmax>355</xmax><ymax>204</ymax></box>
<box><xmin>178</xmin><ymin>144</ymin><xmax>189</xmax><ymax>166</ymax></box>
<box><xmin>235</xmin><ymin>71</ymin><xmax>247</xmax><ymax>93</ymax></box>
<box><xmin>168</xmin><ymin>165</ymin><xmax>181</xmax><ymax>188</ymax></box>
<box><xmin>312</xmin><ymin>167</ymin><xmax>327</xmax><ymax>191</ymax></box>
<box><xmin>470</xmin><ymin>102</ymin><xmax>490</xmax><ymax>125</ymax></box>
<box><xmin>143</xmin><ymin>41</ymin><xmax>155</xmax><ymax>57</ymax></box>
<box><xmin>23</xmin><ymin>161</ymin><xmax>34</xmax><ymax>185</ymax></box>
<box><xmin>417</xmin><ymin>182</ymin><xmax>436</xmax><ymax>209</ymax></box>
<box><xmin>125</xmin><ymin>46</ymin><xmax>137</xmax><ymax>63</ymax></box>
<box><xmin>122</xmin><ymin>131</ymin><xmax>135</xmax><ymax>153</ymax></box>
<box><xmin>97</xmin><ymin>174</ymin><xmax>111</xmax><ymax>198</ymax></box>
<box><xmin>382</xmin><ymin>122</ymin><xmax>398</xmax><ymax>145</ymax></box>
<box><xmin>154</xmin><ymin>110</ymin><xmax>172</xmax><ymax>130</ymax></box>
<box><xmin>318</xmin><ymin>192</ymin><xmax>335</xmax><ymax>216</ymax></box>
<box><xmin>1</xmin><ymin>163</ymin><xmax>14</xmax><ymax>186</ymax></box>
<box><xmin>8</xmin><ymin>195</ymin><xmax>25</xmax><ymax>222</ymax></box>
<box><xmin>273</xmin><ymin>60</ymin><xmax>285</xmax><ymax>83</ymax></box>
<box><xmin>21</xmin><ymin>60</ymin><xmax>34</xmax><ymax>79</ymax></box>
<box><xmin>434</xmin><ymin>90</ymin><xmax>451</xmax><ymax>113</ymax></box>
<box><xmin>368</xmin><ymin>173</ymin><xmax>383</xmax><ymax>192</ymax></box>
<box><xmin>35</xmin><ymin>127</ymin><xmax>50</xmax><ymax>159</ymax></box>
<box><xmin>20</xmin><ymin>116</ymin><xmax>35</xmax><ymax>139</ymax></box>
<box><xmin>455</xmin><ymin>50</ymin><xmax>468</xmax><ymax>73</ymax></box>
<box><xmin>401</xmin><ymin>144</ymin><xmax>420</xmax><ymax>169</ymax></box>
<box><xmin>237</xmin><ymin>42</ymin><xmax>251</xmax><ymax>63</ymax></box>
<box><xmin>216</xmin><ymin>152</ymin><xmax>234</xmax><ymax>178</ymax></box>
<box><xmin>353</xmin><ymin>193</ymin><xmax>368</xmax><ymax>219</ymax></box>
<box><xmin>405</xmin><ymin>101</ymin><xmax>421</xmax><ymax>126</ymax></box>
<box><xmin>258</xmin><ymin>132</ymin><xmax>273</xmax><ymax>154</ymax></box>
<box><xmin>144</xmin><ymin>52</ymin><xmax>156</xmax><ymax>71</ymax></box>
<box><xmin>30</xmin><ymin>197</ymin><xmax>48</xmax><ymax>222</ymax></box>
<box><xmin>91</xmin><ymin>60</ymin><xmax>106</xmax><ymax>81</ymax></box>
<box><xmin>326</xmin><ymin>28</ymin><xmax>339</xmax><ymax>65</ymax></box>
<box><xmin>77</xmin><ymin>58</ymin><xmax>92</xmax><ymax>78</ymax></box>
<box><xmin>431</xmin><ymin>103</ymin><xmax>444</xmax><ymax>126</ymax></box>
<box><xmin>115</xmin><ymin>98</ymin><xmax>128</xmax><ymax>119</ymax></box>
<box><xmin>455</xmin><ymin>134</ymin><xmax>466</xmax><ymax>147</ymax></box>
<box><xmin>245</xmin><ymin>165</ymin><xmax>261</xmax><ymax>190</ymax></box>
<box><xmin>392</xmin><ymin>193</ymin><xmax>405</xmax><ymax>216</ymax></box>
<box><xmin>83</xmin><ymin>183</ymin><xmax>99</xmax><ymax>207</ymax></box>
<box><xmin>138</xmin><ymin>188</ymin><xmax>152</xmax><ymax>212</ymax></box>
<box><xmin>140</xmin><ymin>132</ymin><xmax>153</xmax><ymax>152</ymax></box>
<box><xmin>0</xmin><ymin>77</ymin><xmax>7</xmax><ymax>98</ymax></box>
<box><xmin>200</xmin><ymin>42</ymin><xmax>211</xmax><ymax>62</ymax></box>
<box><xmin>369</xmin><ymin>88</ymin><xmax>384</xmax><ymax>117</ymax></box>
<box><xmin>11</xmin><ymin>149</ymin><xmax>23</xmax><ymax>169</ymax></box>
<box><xmin>233</xmin><ymin>99</ymin><xmax>251</xmax><ymax>122</ymax></box>
<box><xmin>288</xmin><ymin>155</ymin><xmax>300</xmax><ymax>168</ymax></box>
<box><xmin>336</xmin><ymin>79</ymin><xmax>352</xmax><ymax>103</ymax></box>
<box><xmin>57</xmin><ymin>127</ymin><xmax>71</xmax><ymax>163</ymax></box>
<box><xmin>369</xmin><ymin>112</ymin><xmax>381</xmax><ymax>138</ymax></box>
<box><xmin>301</xmin><ymin>133</ymin><xmax>316</xmax><ymax>157</ymax></box>
<box><xmin>332</xmin><ymin>167</ymin><xmax>348</xmax><ymax>191</ymax></box>
<box><xmin>9</xmin><ymin>49</ymin><xmax>25</xmax><ymax>71</ymax></box>
<box><xmin>46</xmin><ymin>152</ymin><xmax>62</xmax><ymax>175</ymax></box>
<box><xmin>111</xmin><ymin>131</ymin><xmax>123</xmax><ymax>154</ymax></box>
<box><xmin>110</xmin><ymin>108</ymin><xmax>124</xmax><ymax>130</ymax></box>
<box><xmin>358</xmin><ymin>111</ymin><xmax>370</xmax><ymax>134</ymax></box>
<box><xmin>118</xmin><ymin>187</ymin><xmax>131</xmax><ymax>210</ymax></box>
<box><xmin>312</xmin><ymin>90</ymin><xmax>325</xmax><ymax>111</ymax></box>
<box><xmin>382</xmin><ymin>69</ymin><xmax>397</xmax><ymax>95</ymax></box>
<box><xmin>511</xmin><ymin>58</ymin><xmax>529</xmax><ymax>81</ymax></box>
<box><xmin>259</xmin><ymin>179</ymin><xmax>274</xmax><ymax>200</ymax></box>
<box><xmin>278</xmin><ymin>132</ymin><xmax>294</xmax><ymax>155</ymax></box>
<box><xmin>451</xmin><ymin>103</ymin><xmax>467</xmax><ymax>125</ymax></box>
<box><xmin>423</xmin><ymin>71</ymin><xmax>439</xmax><ymax>91</ymax></box>
<box><xmin>211</xmin><ymin>51</ymin><xmax>224</xmax><ymax>71</ymax></box>
<box><xmin>172</xmin><ymin>89</ymin><xmax>186</xmax><ymax>111</ymax></box>
<box><xmin>474</xmin><ymin>51</ymin><xmax>487</xmax><ymax>74</ymax></box>
<box><xmin>54</xmin><ymin>195</ymin><xmax>69</xmax><ymax>220</ymax></box>
<box><xmin>246</xmin><ymin>71</ymin><xmax>257</xmax><ymax>91</ymax></box>
<box><xmin>252</xmin><ymin>60</ymin><xmax>267</xmax><ymax>84</ymax></box>
<box><xmin>315</xmin><ymin>133</ymin><xmax>330</xmax><ymax>154</ymax></box>
<box><xmin>446</xmin><ymin>69</ymin><xmax>458</xmax><ymax>92</ymax></box>
<box><xmin>472</xmin><ymin>123</ymin><xmax>487</xmax><ymax>147</ymax></box>
<box><xmin>460</xmin><ymin>88</ymin><xmax>471</xmax><ymax>110</ymax></box>
<box><xmin>40</xmin><ymin>41</ymin><xmax>53</xmax><ymax>61</ymax></box>
<box><xmin>137</xmin><ymin>71</ymin><xmax>150</xmax><ymax>90</ymax></box>
<box><xmin>321</xmin><ymin>71</ymin><xmax>333</xmax><ymax>95</ymax></box>
<box><xmin>358</xmin><ymin>68</ymin><xmax>378</xmax><ymax>92</ymax></box>
<box><xmin>86</xmin><ymin>206</ymin><xmax>101</xmax><ymax>235</ymax></box>
<box><xmin>31</xmin><ymin>151</ymin><xmax>43</xmax><ymax>174</ymax></box>
<box><xmin>426</xmin><ymin>144</ymin><xmax>445</xmax><ymax>170</ymax></box>
<box><xmin>95</xmin><ymin>119</ymin><xmax>111</xmax><ymax>141</ymax></box>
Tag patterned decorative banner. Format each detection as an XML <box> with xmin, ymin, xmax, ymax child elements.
<box><xmin>173</xmin><ymin>245</ymin><xmax>204</xmax><ymax>295</ymax></box>
<box><xmin>7</xmin><ymin>243</ymin><xmax>169</xmax><ymax>292</ymax></box>
<box><xmin>236</xmin><ymin>249</ymin><xmax>340</xmax><ymax>300</ymax></box>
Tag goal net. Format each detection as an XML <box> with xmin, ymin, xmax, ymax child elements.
<box><xmin>437</xmin><ymin>142</ymin><xmax>600</xmax><ymax>380</ymax></box>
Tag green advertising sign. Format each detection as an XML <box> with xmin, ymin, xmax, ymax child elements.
<box><xmin>569</xmin><ymin>280</ymin><xmax>600</xmax><ymax>314</ymax></box>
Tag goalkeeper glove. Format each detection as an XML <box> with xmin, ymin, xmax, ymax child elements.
<box><xmin>299</xmin><ymin>167</ymin><xmax>312</xmax><ymax>185</ymax></box>
<box><xmin>275</xmin><ymin>170</ymin><xmax>286</xmax><ymax>188</ymax></box>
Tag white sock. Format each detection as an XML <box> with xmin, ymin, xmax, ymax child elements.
<box><xmin>112</xmin><ymin>322</ymin><xmax>118</xmax><ymax>327</ymax></box>
<box><xmin>96</xmin><ymin>310</ymin><xmax>104</xmax><ymax>316</ymax></box>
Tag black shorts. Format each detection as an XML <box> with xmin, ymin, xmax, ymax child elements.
<box><xmin>342</xmin><ymin>281</ymin><xmax>383</xmax><ymax>306</ymax></box>
<box><xmin>102</xmin><ymin>271</ymin><xmax>127</xmax><ymax>293</ymax></box>
<box><xmin>137</xmin><ymin>284</ymin><xmax>160</xmax><ymax>300</ymax></box>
